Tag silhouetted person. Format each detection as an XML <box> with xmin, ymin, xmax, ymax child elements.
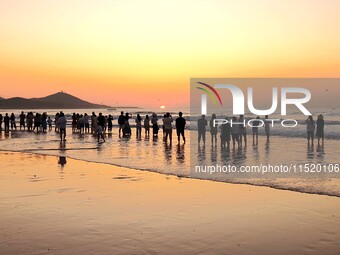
<box><xmin>163</xmin><ymin>112</ymin><xmax>173</xmax><ymax>145</ymax></box>
<box><xmin>118</xmin><ymin>111</ymin><xmax>125</xmax><ymax>137</ymax></box>
<box><xmin>84</xmin><ymin>113</ymin><xmax>90</xmax><ymax>133</ymax></box>
<box><xmin>123</xmin><ymin>113</ymin><xmax>131</xmax><ymax>137</ymax></box>
<box><xmin>58</xmin><ymin>112</ymin><xmax>67</xmax><ymax>141</ymax></box>
<box><xmin>135</xmin><ymin>114</ymin><xmax>142</xmax><ymax>138</ymax></box>
<box><xmin>306</xmin><ymin>115</ymin><xmax>315</xmax><ymax>146</ymax></box>
<box><xmin>10</xmin><ymin>113</ymin><xmax>16</xmax><ymax>130</ymax></box>
<box><xmin>97</xmin><ymin>125</ymin><xmax>105</xmax><ymax>143</ymax></box>
<box><xmin>72</xmin><ymin>113</ymin><xmax>77</xmax><ymax>133</ymax></box>
<box><xmin>239</xmin><ymin>115</ymin><xmax>247</xmax><ymax>146</ymax></box>
<box><xmin>91</xmin><ymin>112</ymin><xmax>97</xmax><ymax>134</ymax></box>
<box><xmin>220</xmin><ymin>117</ymin><xmax>231</xmax><ymax>148</ymax></box>
<box><xmin>33</xmin><ymin>113</ymin><xmax>40</xmax><ymax>133</ymax></box>
<box><xmin>42</xmin><ymin>113</ymin><xmax>47</xmax><ymax>133</ymax></box>
<box><xmin>47</xmin><ymin>116</ymin><xmax>52</xmax><ymax>131</ymax></box>
<box><xmin>98</xmin><ymin>113</ymin><xmax>105</xmax><ymax>128</ymax></box>
<box><xmin>264</xmin><ymin>115</ymin><xmax>270</xmax><ymax>141</ymax></box>
<box><xmin>231</xmin><ymin>116</ymin><xmax>239</xmax><ymax>148</ymax></box>
<box><xmin>78</xmin><ymin>114</ymin><xmax>85</xmax><ymax>134</ymax></box>
<box><xmin>107</xmin><ymin>114</ymin><xmax>113</xmax><ymax>133</ymax></box>
<box><xmin>306</xmin><ymin>116</ymin><xmax>315</xmax><ymax>146</ymax></box>
<box><xmin>4</xmin><ymin>113</ymin><xmax>10</xmax><ymax>133</ymax></box>
<box><xmin>316</xmin><ymin>114</ymin><xmax>325</xmax><ymax>147</ymax></box>
<box><xmin>151</xmin><ymin>113</ymin><xmax>159</xmax><ymax>137</ymax></box>
<box><xmin>209</xmin><ymin>114</ymin><xmax>217</xmax><ymax>145</ymax></box>
<box><xmin>0</xmin><ymin>114</ymin><xmax>2</xmax><ymax>132</ymax></box>
<box><xmin>19</xmin><ymin>111</ymin><xmax>26</xmax><ymax>130</ymax></box>
<box><xmin>162</xmin><ymin>114</ymin><xmax>167</xmax><ymax>140</ymax></box>
<box><xmin>252</xmin><ymin>116</ymin><xmax>261</xmax><ymax>145</ymax></box>
<box><xmin>144</xmin><ymin>115</ymin><xmax>150</xmax><ymax>138</ymax></box>
<box><xmin>54</xmin><ymin>112</ymin><xmax>60</xmax><ymax>132</ymax></box>
<box><xmin>175</xmin><ymin>112</ymin><xmax>186</xmax><ymax>144</ymax></box>
<box><xmin>197</xmin><ymin>115</ymin><xmax>207</xmax><ymax>145</ymax></box>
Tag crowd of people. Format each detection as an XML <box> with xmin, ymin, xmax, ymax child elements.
<box><xmin>197</xmin><ymin>114</ymin><xmax>325</xmax><ymax>148</ymax></box>
<box><xmin>0</xmin><ymin>111</ymin><xmax>325</xmax><ymax>147</ymax></box>
<box><xmin>0</xmin><ymin>111</ymin><xmax>187</xmax><ymax>145</ymax></box>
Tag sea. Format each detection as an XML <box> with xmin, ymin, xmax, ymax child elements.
<box><xmin>0</xmin><ymin>107</ymin><xmax>339</xmax><ymax>197</ymax></box>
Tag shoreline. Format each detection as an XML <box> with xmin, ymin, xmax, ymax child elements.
<box><xmin>0</xmin><ymin>147</ymin><xmax>340</xmax><ymax>198</ymax></box>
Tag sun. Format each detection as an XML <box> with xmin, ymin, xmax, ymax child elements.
<box><xmin>160</xmin><ymin>105</ymin><xmax>166</xmax><ymax>109</ymax></box>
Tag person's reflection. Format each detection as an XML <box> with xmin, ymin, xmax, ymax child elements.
<box><xmin>316</xmin><ymin>145</ymin><xmax>325</xmax><ymax>162</ymax></box>
<box><xmin>307</xmin><ymin>144</ymin><xmax>315</xmax><ymax>160</ymax></box>
<box><xmin>220</xmin><ymin>145</ymin><xmax>230</xmax><ymax>165</ymax></box>
<box><xmin>210</xmin><ymin>144</ymin><xmax>217</xmax><ymax>163</ymax></box>
<box><xmin>164</xmin><ymin>143</ymin><xmax>172</xmax><ymax>162</ymax></box>
<box><xmin>58</xmin><ymin>156</ymin><xmax>67</xmax><ymax>166</ymax></box>
<box><xmin>197</xmin><ymin>144</ymin><xmax>206</xmax><ymax>163</ymax></box>
<box><xmin>176</xmin><ymin>144</ymin><xmax>185</xmax><ymax>164</ymax></box>
<box><xmin>59</xmin><ymin>140</ymin><xmax>66</xmax><ymax>151</ymax></box>
<box><xmin>265</xmin><ymin>140</ymin><xmax>270</xmax><ymax>160</ymax></box>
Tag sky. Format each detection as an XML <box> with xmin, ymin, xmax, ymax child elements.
<box><xmin>1</xmin><ymin>0</ymin><xmax>340</xmax><ymax>107</ymax></box>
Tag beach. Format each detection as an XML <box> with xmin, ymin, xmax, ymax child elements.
<box><xmin>1</xmin><ymin>151</ymin><xmax>339</xmax><ymax>255</ymax></box>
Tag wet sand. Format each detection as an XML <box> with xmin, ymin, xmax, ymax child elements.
<box><xmin>0</xmin><ymin>152</ymin><xmax>339</xmax><ymax>255</ymax></box>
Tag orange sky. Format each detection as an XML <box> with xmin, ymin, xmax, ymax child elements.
<box><xmin>1</xmin><ymin>0</ymin><xmax>340</xmax><ymax>107</ymax></box>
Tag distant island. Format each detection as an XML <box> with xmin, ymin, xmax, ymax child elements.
<box><xmin>0</xmin><ymin>92</ymin><xmax>111</xmax><ymax>109</ymax></box>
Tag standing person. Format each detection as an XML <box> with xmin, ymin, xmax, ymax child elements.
<box><xmin>144</xmin><ymin>115</ymin><xmax>150</xmax><ymax>138</ymax></box>
<box><xmin>162</xmin><ymin>114</ymin><xmax>167</xmax><ymax>140</ymax></box>
<box><xmin>19</xmin><ymin>111</ymin><xmax>26</xmax><ymax>130</ymax></box>
<box><xmin>264</xmin><ymin>115</ymin><xmax>270</xmax><ymax>141</ymax></box>
<box><xmin>54</xmin><ymin>112</ymin><xmax>60</xmax><ymax>132</ymax></box>
<box><xmin>306</xmin><ymin>115</ymin><xmax>315</xmax><ymax>146</ymax></box>
<box><xmin>175</xmin><ymin>112</ymin><xmax>186</xmax><ymax>144</ymax></box>
<box><xmin>10</xmin><ymin>113</ymin><xmax>16</xmax><ymax>130</ymax></box>
<box><xmin>220</xmin><ymin>117</ymin><xmax>231</xmax><ymax>148</ymax></box>
<box><xmin>97</xmin><ymin>125</ymin><xmax>106</xmax><ymax>143</ymax></box>
<box><xmin>33</xmin><ymin>113</ymin><xmax>40</xmax><ymax>133</ymax></box>
<box><xmin>78</xmin><ymin>114</ymin><xmax>85</xmax><ymax>134</ymax></box>
<box><xmin>28</xmin><ymin>112</ymin><xmax>34</xmax><ymax>131</ymax></box>
<box><xmin>135</xmin><ymin>114</ymin><xmax>142</xmax><ymax>138</ymax></box>
<box><xmin>118</xmin><ymin>111</ymin><xmax>125</xmax><ymax>137</ymax></box>
<box><xmin>151</xmin><ymin>113</ymin><xmax>159</xmax><ymax>137</ymax></box>
<box><xmin>231</xmin><ymin>116</ymin><xmax>239</xmax><ymax>148</ymax></box>
<box><xmin>123</xmin><ymin>113</ymin><xmax>131</xmax><ymax>137</ymax></box>
<box><xmin>47</xmin><ymin>116</ymin><xmax>53</xmax><ymax>131</ymax></box>
<box><xmin>84</xmin><ymin>113</ymin><xmax>90</xmax><ymax>133</ymax></box>
<box><xmin>72</xmin><ymin>113</ymin><xmax>77</xmax><ymax>133</ymax></box>
<box><xmin>107</xmin><ymin>114</ymin><xmax>113</xmax><ymax>133</ymax></box>
<box><xmin>163</xmin><ymin>112</ymin><xmax>173</xmax><ymax>145</ymax></box>
<box><xmin>4</xmin><ymin>113</ymin><xmax>10</xmax><ymax>133</ymax></box>
<box><xmin>209</xmin><ymin>114</ymin><xmax>218</xmax><ymax>145</ymax></box>
<box><xmin>42</xmin><ymin>113</ymin><xmax>47</xmax><ymax>133</ymax></box>
<box><xmin>197</xmin><ymin>115</ymin><xmax>207</xmax><ymax>145</ymax></box>
<box><xmin>0</xmin><ymin>114</ymin><xmax>2</xmax><ymax>132</ymax></box>
<box><xmin>91</xmin><ymin>112</ymin><xmax>97</xmax><ymax>134</ymax></box>
<box><xmin>238</xmin><ymin>115</ymin><xmax>247</xmax><ymax>146</ymax></box>
<box><xmin>316</xmin><ymin>114</ymin><xmax>325</xmax><ymax>147</ymax></box>
<box><xmin>252</xmin><ymin>116</ymin><xmax>261</xmax><ymax>145</ymax></box>
<box><xmin>58</xmin><ymin>112</ymin><xmax>67</xmax><ymax>141</ymax></box>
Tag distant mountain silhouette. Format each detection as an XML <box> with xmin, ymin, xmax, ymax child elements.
<box><xmin>0</xmin><ymin>92</ymin><xmax>110</xmax><ymax>109</ymax></box>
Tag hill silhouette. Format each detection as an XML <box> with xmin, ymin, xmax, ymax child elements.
<box><xmin>0</xmin><ymin>92</ymin><xmax>110</xmax><ymax>109</ymax></box>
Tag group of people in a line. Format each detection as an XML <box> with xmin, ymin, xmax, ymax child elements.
<box><xmin>0</xmin><ymin>111</ymin><xmax>188</xmax><ymax>145</ymax></box>
<box><xmin>0</xmin><ymin>111</ymin><xmax>325</xmax><ymax>147</ymax></box>
<box><xmin>197</xmin><ymin>114</ymin><xmax>325</xmax><ymax>148</ymax></box>
<box><xmin>117</xmin><ymin>111</ymin><xmax>186</xmax><ymax>145</ymax></box>
<box><xmin>0</xmin><ymin>112</ymin><xmax>53</xmax><ymax>133</ymax></box>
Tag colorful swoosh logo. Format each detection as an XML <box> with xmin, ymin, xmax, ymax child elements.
<box><xmin>196</xmin><ymin>82</ymin><xmax>223</xmax><ymax>106</ymax></box>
